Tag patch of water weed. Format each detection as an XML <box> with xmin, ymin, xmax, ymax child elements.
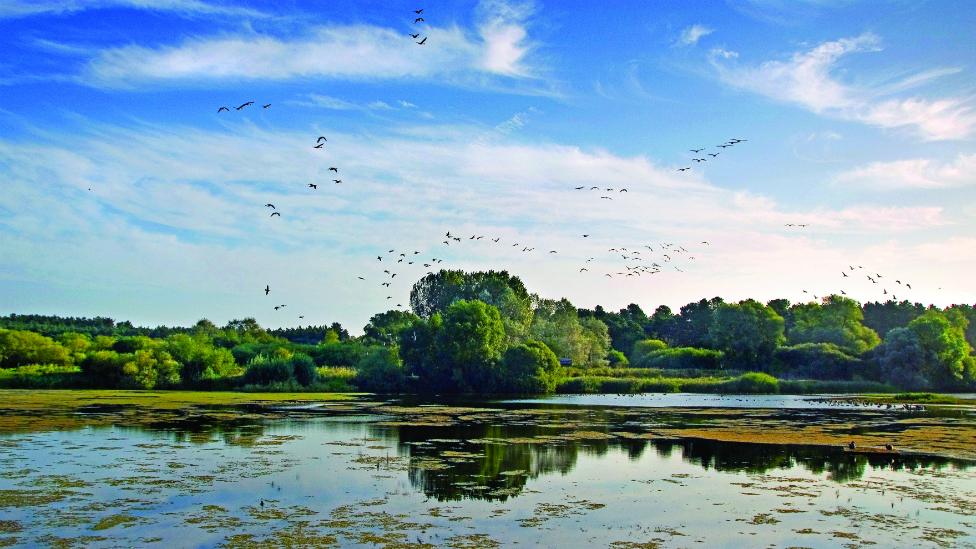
<box><xmin>91</xmin><ymin>513</ymin><xmax>141</xmax><ymax>530</ymax></box>
<box><xmin>0</xmin><ymin>522</ymin><xmax>21</xmax><ymax>534</ymax></box>
<box><xmin>0</xmin><ymin>488</ymin><xmax>71</xmax><ymax>507</ymax></box>
<box><xmin>611</xmin><ymin>541</ymin><xmax>663</xmax><ymax>549</ymax></box>
<box><xmin>446</xmin><ymin>533</ymin><xmax>499</xmax><ymax>548</ymax></box>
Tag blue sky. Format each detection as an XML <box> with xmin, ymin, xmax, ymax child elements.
<box><xmin>1</xmin><ymin>0</ymin><xmax>974</xmax><ymax>332</ymax></box>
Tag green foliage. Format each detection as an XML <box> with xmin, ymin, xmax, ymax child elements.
<box><xmin>606</xmin><ymin>349</ymin><xmax>628</xmax><ymax>367</ymax></box>
<box><xmin>634</xmin><ymin>347</ymin><xmax>724</xmax><ymax>370</ymax></box>
<box><xmin>673</xmin><ymin>298</ymin><xmax>724</xmax><ymax>348</ymax></box>
<box><xmin>409</xmin><ymin>270</ymin><xmax>532</xmax><ymax>341</ymax></box>
<box><xmin>0</xmin><ymin>364</ymin><xmax>85</xmax><ymax>388</ymax></box>
<box><xmin>164</xmin><ymin>334</ymin><xmax>238</xmax><ymax>385</ymax></box>
<box><xmin>362</xmin><ymin>310</ymin><xmax>420</xmax><ymax>346</ymax></box>
<box><xmin>774</xmin><ymin>343</ymin><xmax>862</xmax><ymax>380</ymax></box>
<box><xmin>789</xmin><ymin>295</ymin><xmax>880</xmax><ymax>354</ymax></box>
<box><xmin>530</xmin><ymin>298</ymin><xmax>609</xmax><ymax>367</ymax></box>
<box><xmin>291</xmin><ymin>353</ymin><xmax>318</xmax><ymax>386</ymax></box>
<box><xmin>0</xmin><ymin>328</ymin><xmax>72</xmax><ymax>368</ymax></box>
<box><xmin>242</xmin><ymin>355</ymin><xmax>294</xmax><ymax>386</ymax></box>
<box><xmin>726</xmin><ymin>372</ymin><xmax>779</xmax><ymax>394</ymax></box>
<box><xmin>631</xmin><ymin>339</ymin><xmax>668</xmax><ymax>365</ymax></box>
<box><xmin>579</xmin><ymin>304</ymin><xmax>646</xmax><ymax>359</ymax></box>
<box><xmin>80</xmin><ymin>345</ymin><xmax>180</xmax><ymax>389</ymax></box>
<box><xmin>903</xmin><ymin>310</ymin><xmax>974</xmax><ymax>389</ymax></box>
<box><xmin>354</xmin><ymin>347</ymin><xmax>405</xmax><ymax>393</ymax></box>
<box><xmin>862</xmin><ymin>300</ymin><xmax>926</xmax><ymax>339</ymax></box>
<box><xmin>500</xmin><ymin>340</ymin><xmax>561</xmax><ymax>393</ymax></box>
<box><xmin>435</xmin><ymin>299</ymin><xmax>507</xmax><ymax>392</ymax></box>
<box><xmin>709</xmin><ymin>299</ymin><xmax>785</xmax><ymax>369</ymax></box>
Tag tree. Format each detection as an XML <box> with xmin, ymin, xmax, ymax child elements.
<box><xmin>875</xmin><ymin>328</ymin><xmax>927</xmax><ymax>389</ymax></box>
<box><xmin>409</xmin><ymin>270</ymin><xmax>532</xmax><ymax>342</ymax></box>
<box><xmin>435</xmin><ymin>300</ymin><xmax>507</xmax><ymax>392</ymax></box>
<box><xmin>580</xmin><ymin>304</ymin><xmax>646</xmax><ymax>359</ymax></box>
<box><xmin>631</xmin><ymin>339</ymin><xmax>668</xmax><ymax>365</ymax></box>
<box><xmin>862</xmin><ymin>300</ymin><xmax>925</xmax><ymax>338</ymax></box>
<box><xmin>645</xmin><ymin>306</ymin><xmax>677</xmax><ymax>344</ymax></box>
<box><xmin>355</xmin><ymin>346</ymin><xmax>405</xmax><ymax>393</ymax></box>
<box><xmin>291</xmin><ymin>353</ymin><xmax>318</xmax><ymax>386</ymax></box>
<box><xmin>164</xmin><ymin>334</ymin><xmax>237</xmax><ymax>385</ymax></box>
<box><xmin>0</xmin><ymin>329</ymin><xmax>72</xmax><ymax>368</ymax></box>
<box><xmin>500</xmin><ymin>340</ymin><xmax>561</xmax><ymax>394</ymax></box>
<box><xmin>578</xmin><ymin>317</ymin><xmax>611</xmax><ymax>367</ymax></box>
<box><xmin>789</xmin><ymin>295</ymin><xmax>880</xmax><ymax>354</ymax></box>
<box><xmin>709</xmin><ymin>300</ymin><xmax>785</xmax><ymax>369</ymax></box>
<box><xmin>531</xmin><ymin>298</ymin><xmax>585</xmax><ymax>365</ymax></box>
<box><xmin>774</xmin><ymin>343</ymin><xmax>862</xmax><ymax>380</ymax></box>
<box><xmin>906</xmin><ymin>310</ymin><xmax>974</xmax><ymax>389</ymax></box>
<box><xmin>362</xmin><ymin>310</ymin><xmax>420</xmax><ymax>346</ymax></box>
<box><xmin>673</xmin><ymin>298</ymin><xmax>724</xmax><ymax>348</ymax></box>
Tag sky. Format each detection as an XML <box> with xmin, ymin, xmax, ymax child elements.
<box><xmin>1</xmin><ymin>0</ymin><xmax>974</xmax><ymax>333</ymax></box>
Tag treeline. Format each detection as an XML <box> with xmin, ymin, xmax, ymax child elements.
<box><xmin>1</xmin><ymin>270</ymin><xmax>974</xmax><ymax>393</ymax></box>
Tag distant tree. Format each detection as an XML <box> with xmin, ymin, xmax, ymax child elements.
<box><xmin>607</xmin><ymin>349</ymin><xmax>629</xmax><ymax>367</ymax></box>
<box><xmin>0</xmin><ymin>329</ymin><xmax>72</xmax><ymax>368</ymax></box>
<box><xmin>673</xmin><ymin>297</ymin><xmax>724</xmax><ymax>348</ymax></box>
<box><xmin>580</xmin><ymin>304</ymin><xmax>646</xmax><ymax>359</ymax></box>
<box><xmin>709</xmin><ymin>299</ymin><xmax>784</xmax><ymax>369</ymax></box>
<box><xmin>774</xmin><ymin>343</ymin><xmax>862</xmax><ymax>380</ymax></box>
<box><xmin>362</xmin><ymin>310</ymin><xmax>420</xmax><ymax>346</ymax></box>
<box><xmin>531</xmin><ymin>298</ymin><xmax>585</xmax><ymax>365</ymax></box>
<box><xmin>862</xmin><ymin>300</ymin><xmax>925</xmax><ymax>339</ymax></box>
<box><xmin>291</xmin><ymin>353</ymin><xmax>318</xmax><ymax>386</ymax></box>
<box><xmin>578</xmin><ymin>316</ymin><xmax>611</xmax><ymax>367</ymax></box>
<box><xmin>875</xmin><ymin>328</ymin><xmax>928</xmax><ymax>389</ymax></box>
<box><xmin>789</xmin><ymin>295</ymin><xmax>880</xmax><ymax>354</ymax></box>
<box><xmin>355</xmin><ymin>346</ymin><xmax>405</xmax><ymax>393</ymax></box>
<box><xmin>645</xmin><ymin>305</ymin><xmax>677</xmax><ymax>344</ymax></box>
<box><xmin>631</xmin><ymin>339</ymin><xmax>668</xmax><ymax>365</ymax></box>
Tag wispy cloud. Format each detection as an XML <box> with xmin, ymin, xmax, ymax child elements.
<box><xmin>0</xmin><ymin>0</ymin><xmax>267</xmax><ymax>19</ymax></box>
<box><xmin>710</xmin><ymin>33</ymin><xmax>976</xmax><ymax>140</ymax></box>
<box><xmin>835</xmin><ymin>153</ymin><xmax>976</xmax><ymax>190</ymax></box>
<box><xmin>677</xmin><ymin>24</ymin><xmax>713</xmax><ymax>46</ymax></box>
<box><xmin>77</xmin><ymin>0</ymin><xmax>539</xmax><ymax>89</ymax></box>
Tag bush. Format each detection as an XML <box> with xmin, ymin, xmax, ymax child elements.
<box><xmin>501</xmin><ymin>340</ymin><xmax>561</xmax><ymax>394</ymax></box>
<box><xmin>606</xmin><ymin>350</ymin><xmax>629</xmax><ymax>367</ymax></box>
<box><xmin>631</xmin><ymin>339</ymin><xmax>668</xmax><ymax>364</ymax></box>
<box><xmin>634</xmin><ymin>347</ymin><xmax>724</xmax><ymax>370</ymax></box>
<box><xmin>724</xmin><ymin>372</ymin><xmax>779</xmax><ymax>394</ymax></box>
<box><xmin>242</xmin><ymin>355</ymin><xmax>293</xmax><ymax>386</ymax></box>
<box><xmin>354</xmin><ymin>347</ymin><xmax>405</xmax><ymax>393</ymax></box>
<box><xmin>291</xmin><ymin>353</ymin><xmax>318</xmax><ymax>386</ymax></box>
<box><xmin>774</xmin><ymin>343</ymin><xmax>862</xmax><ymax>380</ymax></box>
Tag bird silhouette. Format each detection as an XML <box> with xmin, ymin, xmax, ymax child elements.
<box><xmin>308</xmin><ymin>183</ymin><xmax>317</xmax><ymax>189</ymax></box>
<box><xmin>414</xmin><ymin>17</ymin><xmax>425</xmax><ymax>23</ymax></box>
<box><xmin>619</xmin><ymin>188</ymin><xmax>628</xmax><ymax>192</ymax></box>
<box><xmin>582</xmin><ymin>234</ymin><xmax>589</xmax><ymax>237</ymax></box>
<box><xmin>678</xmin><ymin>167</ymin><xmax>691</xmax><ymax>172</ymax></box>
<box><xmin>414</xmin><ymin>9</ymin><xmax>424</xmax><ymax>14</ymax></box>
<box><xmin>329</xmin><ymin>167</ymin><xmax>338</xmax><ymax>172</ymax></box>
<box><xmin>314</xmin><ymin>143</ymin><xmax>324</xmax><ymax>149</ymax></box>
<box><xmin>357</xmin><ymin>276</ymin><xmax>365</xmax><ymax>280</ymax></box>
<box><xmin>265</xmin><ymin>203</ymin><xmax>275</xmax><ymax>209</ymax></box>
<box><xmin>690</xmin><ymin>148</ymin><xmax>704</xmax><ymax>153</ymax></box>
<box><xmin>263</xmin><ymin>104</ymin><xmax>271</xmax><ymax>109</ymax></box>
<box><xmin>217</xmin><ymin>106</ymin><xmax>229</xmax><ymax>113</ymax></box>
<box><xmin>333</xmin><ymin>179</ymin><xmax>342</xmax><ymax>184</ymax></box>
<box><xmin>410</xmin><ymin>33</ymin><xmax>420</xmax><ymax>39</ymax></box>
<box><xmin>317</xmin><ymin>136</ymin><xmax>327</xmax><ymax>143</ymax></box>
<box><xmin>236</xmin><ymin>101</ymin><xmax>254</xmax><ymax>110</ymax></box>
<box><xmin>574</xmin><ymin>186</ymin><xmax>584</xmax><ymax>190</ymax></box>
<box><xmin>416</xmin><ymin>37</ymin><xmax>427</xmax><ymax>45</ymax></box>
<box><xmin>264</xmin><ymin>285</ymin><xmax>270</xmax><ymax>295</ymax></box>
<box><xmin>842</xmin><ymin>272</ymin><xmax>848</xmax><ymax>277</ymax></box>
<box><xmin>708</xmin><ymin>153</ymin><xmax>719</xmax><ymax>157</ymax></box>
<box><xmin>270</xmin><ymin>212</ymin><xmax>281</xmax><ymax>217</ymax></box>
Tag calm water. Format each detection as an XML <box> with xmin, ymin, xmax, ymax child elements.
<box><xmin>0</xmin><ymin>398</ymin><xmax>974</xmax><ymax>548</ymax></box>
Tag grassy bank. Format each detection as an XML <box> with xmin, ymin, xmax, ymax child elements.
<box><xmin>556</xmin><ymin>373</ymin><xmax>897</xmax><ymax>395</ymax></box>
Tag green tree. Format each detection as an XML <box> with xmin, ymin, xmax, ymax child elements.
<box><xmin>578</xmin><ymin>317</ymin><xmax>611</xmax><ymax>367</ymax></box>
<box><xmin>906</xmin><ymin>310</ymin><xmax>974</xmax><ymax>389</ymax></box>
<box><xmin>789</xmin><ymin>295</ymin><xmax>880</xmax><ymax>353</ymax></box>
<box><xmin>631</xmin><ymin>339</ymin><xmax>668</xmax><ymax>365</ymax></box>
<box><xmin>355</xmin><ymin>346</ymin><xmax>405</xmax><ymax>393</ymax></box>
<box><xmin>645</xmin><ymin>305</ymin><xmax>677</xmax><ymax>344</ymax></box>
<box><xmin>500</xmin><ymin>340</ymin><xmax>561</xmax><ymax>393</ymax></box>
<box><xmin>709</xmin><ymin>299</ymin><xmax>785</xmax><ymax>369</ymax></box>
<box><xmin>435</xmin><ymin>300</ymin><xmax>507</xmax><ymax>392</ymax></box>
<box><xmin>875</xmin><ymin>327</ymin><xmax>927</xmax><ymax>389</ymax></box>
<box><xmin>0</xmin><ymin>329</ymin><xmax>72</xmax><ymax>368</ymax></box>
<box><xmin>530</xmin><ymin>298</ymin><xmax>585</xmax><ymax>365</ymax></box>
<box><xmin>674</xmin><ymin>298</ymin><xmax>725</xmax><ymax>348</ymax></box>
<box><xmin>362</xmin><ymin>310</ymin><xmax>420</xmax><ymax>346</ymax></box>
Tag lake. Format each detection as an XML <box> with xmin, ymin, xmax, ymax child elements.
<box><xmin>0</xmin><ymin>390</ymin><xmax>974</xmax><ymax>548</ymax></box>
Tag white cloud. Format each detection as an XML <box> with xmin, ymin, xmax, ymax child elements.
<box><xmin>397</xmin><ymin>100</ymin><xmax>417</xmax><ymax>109</ymax></box>
<box><xmin>709</xmin><ymin>48</ymin><xmax>738</xmax><ymax>59</ymax></box>
<box><xmin>835</xmin><ymin>153</ymin><xmax>976</xmax><ymax>190</ymax></box>
<box><xmin>711</xmin><ymin>33</ymin><xmax>975</xmax><ymax>140</ymax></box>
<box><xmin>78</xmin><ymin>0</ymin><xmax>538</xmax><ymax>88</ymax></box>
<box><xmin>0</xmin><ymin>0</ymin><xmax>266</xmax><ymax>19</ymax></box>
<box><xmin>678</xmin><ymin>24</ymin><xmax>713</xmax><ymax>46</ymax></box>
<box><xmin>3</xmin><ymin>118</ymin><xmax>969</xmax><ymax>328</ymax></box>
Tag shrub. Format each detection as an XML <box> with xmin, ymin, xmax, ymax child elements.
<box><xmin>773</xmin><ymin>343</ymin><xmax>862</xmax><ymax>380</ymax></box>
<box><xmin>354</xmin><ymin>347</ymin><xmax>405</xmax><ymax>393</ymax></box>
<box><xmin>291</xmin><ymin>353</ymin><xmax>318</xmax><ymax>386</ymax></box>
<box><xmin>242</xmin><ymin>355</ymin><xmax>293</xmax><ymax>386</ymax></box>
<box><xmin>607</xmin><ymin>350</ymin><xmax>629</xmax><ymax>367</ymax></box>
<box><xmin>631</xmin><ymin>339</ymin><xmax>668</xmax><ymax>364</ymax></box>
<box><xmin>724</xmin><ymin>372</ymin><xmax>779</xmax><ymax>394</ymax></box>
<box><xmin>634</xmin><ymin>347</ymin><xmax>723</xmax><ymax>370</ymax></box>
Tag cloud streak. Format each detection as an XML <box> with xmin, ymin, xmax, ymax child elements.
<box><xmin>835</xmin><ymin>153</ymin><xmax>976</xmax><ymax>190</ymax></box>
<box><xmin>678</xmin><ymin>24</ymin><xmax>713</xmax><ymax>46</ymax></box>
<box><xmin>710</xmin><ymin>33</ymin><xmax>976</xmax><ymax>140</ymax></box>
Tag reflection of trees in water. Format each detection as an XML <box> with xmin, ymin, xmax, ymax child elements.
<box><xmin>393</xmin><ymin>422</ymin><xmax>970</xmax><ymax>501</ymax></box>
<box><xmin>393</xmin><ymin>423</ymin><xmax>582</xmax><ymax>502</ymax></box>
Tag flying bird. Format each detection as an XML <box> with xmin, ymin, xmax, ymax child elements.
<box><xmin>357</xmin><ymin>276</ymin><xmax>365</xmax><ymax>280</ymax></box>
<box><xmin>317</xmin><ymin>136</ymin><xmax>327</xmax><ymax>143</ymax></box>
<box><xmin>416</xmin><ymin>37</ymin><xmax>427</xmax><ymax>45</ymax></box>
<box><xmin>329</xmin><ymin>167</ymin><xmax>338</xmax><ymax>172</ymax></box>
<box><xmin>217</xmin><ymin>106</ymin><xmax>229</xmax><ymax>113</ymax></box>
<box><xmin>414</xmin><ymin>17</ymin><xmax>425</xmax><ymax>23</ymax></box>
<box><xmin>574</xmin><ymin>186</ymin><xmax>584</xmax><ymax>190</ymax></box>
<box><xmin>333</xmin><ymin>179</ymin><xmax>342</xmax><ymax>184</ymax></box>
<box><xmin>410</xmin><ymin>33</ymin><xmax>420</xmax><ymax>38</ymax></box>
<box><xmin>690</xmin><ymin>148</ymin><xmax>704</xmax><ymax>153</ymax></box>
<box><xmin>708</xmin><ymin>153</ymin><xmax>719</xmax><ymax>157</ymax></box>
<box><xmin>582</xmin><ymin>234</ymin><xmax>589</xmax><ymax>237</ymax></box>
<box><xmin>308</xmin><ymin>183</ymin><xmax>317</xmax><ymax>189</ymax></box>
<box><xmin>619</xmin><ymin>188</ymin><xmax>628</xmax><ymax>192</ymax></box>
<box><xmin>236</xmin><ymin>101</ymin><xmax>254</xmax><ymax>110</ymax></box>
<box><xmin>264</xmin><ymin>285</ymin><xmax>270</xmax><ymax>295</ymax></box>
<box><xmin>678</xmin><ymin>167</ymin><xmax>691</xmax><ymax>172</ymax></box>
<box><xmin>270</xmin><ymin>212</ymin><xmax>281</xmax><ymax>217</ymax></box>
<box><xmin>314</xmin><ymin>143</ymin><xmax>324</xmax><ymax>149</ymax></box>
<box><xmin>414</xmin><ymin>9</ymin><xmax>424</xmax><ymax>14</ymax></box>
<box><xmin>262</xmin><ymin>104</ymin><xmax>271</xmax><ymax>109</ymax></box>
<box><xmin>265</xmin><ymin>203</ymin><xmax>275</xmax><ymax>209</ymax></box>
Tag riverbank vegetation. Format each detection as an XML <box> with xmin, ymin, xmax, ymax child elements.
<box><xmin>2</xmin><ymin>270</ymin><xmax>974</xmax><ymax>394</ymax></box>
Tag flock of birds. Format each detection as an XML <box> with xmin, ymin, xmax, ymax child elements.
<box><xmin>800</xmin><ymin>264</ymin><xmax>917</xmax><ymax>304</ymax></box>
<box><xmin>202</xmin><ymin>11</ymin><xmax>927</xmax><ymax>319</ymax></box>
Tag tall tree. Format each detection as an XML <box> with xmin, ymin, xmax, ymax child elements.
<box><xmin>709</xmin><ymin>299</ymin><xmax>785</xmax><ymax>369</ymax></box>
